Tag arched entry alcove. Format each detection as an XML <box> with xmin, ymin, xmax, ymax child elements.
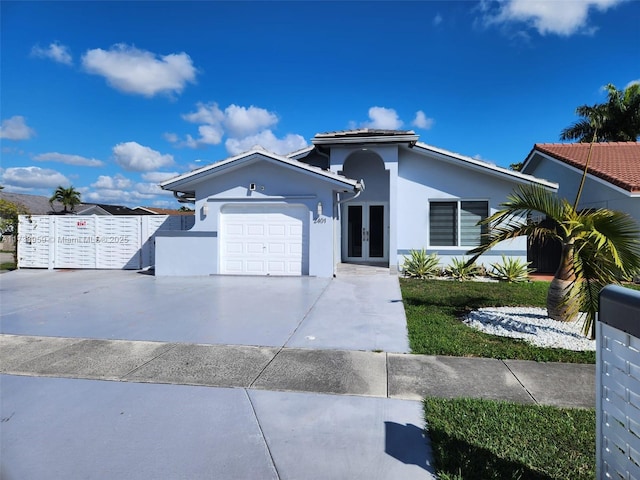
<box><xmin>341</xmin><ymin>150</ymin><xmax>390</xmax><ymax>264</ymax></box>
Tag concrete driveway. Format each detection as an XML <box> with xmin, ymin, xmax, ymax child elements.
<box><xmin>1</xmin><ymin>269</ymin><xmax>435</xmax><ymax>479</ymax></box>
<box><xmin>0</xmin><ymin>269</ymin><xmax>409</xmax><ymax>352</ymax></box>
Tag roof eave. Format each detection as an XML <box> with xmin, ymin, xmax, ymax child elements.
<box><xmin>412</xmin><ymin>142</ymin><xmax>558</xmax><ymax>190</ymax></box>
<box><xmin>312</xmin><ymin>134</ymin><xmax>419</xmax><ymax>146</ymax></box>
<box><xmin>160</xmin><ymin>149</ymin><xmax>359</xmax><ymax>193</ymax></box>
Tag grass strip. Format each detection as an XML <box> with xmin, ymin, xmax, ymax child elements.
<box><xmin>424</xmin><ymin>397</ymin><xmax>595</xmax><ymax>480</ymax></box>
<box><xmin>401</xmin><ymin>278</ymin><xmax>595</xmax><ymax>363</ymax></box>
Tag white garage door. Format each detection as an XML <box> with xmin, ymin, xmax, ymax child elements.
<box><xmin>220</xmin><ymin>204</ymin><xmax>308</xmax><ymax>276</ymax></box>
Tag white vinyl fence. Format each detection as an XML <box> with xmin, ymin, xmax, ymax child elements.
<box><xmin>17</xmin><ymin>215</ymin><xmax>194</xmax><ymax>270</ymax></box>
<box><xmin>597</xmin><ymin>285</ymin><xmax>640</xmax><ymax>479</ymax></box>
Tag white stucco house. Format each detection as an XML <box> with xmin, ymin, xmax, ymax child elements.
<box><xmin>156</xmin><ymin>129</ymin><xmax>557</xmax><ymax>277</ymax></box>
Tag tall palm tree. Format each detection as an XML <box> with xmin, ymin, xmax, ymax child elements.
<box><xmin>561</xmin><ymin>83</ymin><xmax>640</xmax><ymax>142</ymax></box>
<box><xmin>49</xmin><ymin>186</ymin><xmax>82</xmax><ymax>213</ymax></box>
<box><xmin>467</xmin><ymin>184</ymin><xmax>640</xmax><ymax>338</ymax></box>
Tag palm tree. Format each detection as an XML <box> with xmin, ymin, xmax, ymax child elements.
<box><xmin>49</xmin><ymin>186</ymin><xmax>82</xmax><ymax>213</ymax></box>
<box><xmin>560</xmin><ymin>83</ymin><xmax>640</xmax><ymax>142</ymax></box>
<box><xmin>467</xmin><ymin>184</ymin><xmax>640</xmax><ymax>338</ymax></box>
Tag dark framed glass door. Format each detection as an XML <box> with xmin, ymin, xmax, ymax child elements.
<box><xmin>344</xmin><ymin>203</ymin><xmax>388</xmax><ymax>262</ymax></box>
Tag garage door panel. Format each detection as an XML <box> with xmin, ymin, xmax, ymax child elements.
<box><xmin>224</xmin><ymin>260</ymin><xmax>243</xmax><ymax>273</ymax></box>
<box><xmin>267</xmin><ymin>261</ymin><xmax>286</xmax><ymax>273</ymax></box>
<box><xmin>268</xmin><ymin>243</ymin><xmax>285</xmax><ymax>254</ymax></box>
<box><xmin>268</xmin><ymin>224</ymin><xmax>286</xmax><ymax>236</ymax></box>
<box><xmin>226</xmin><ymin>242</ymin><xmax>243</xmax><ymax>254</ymax></box>
<box><xmin>221</xmin><ymin>204</ymin><xmax>308</xmax><ymax>276</ymax></box>
<box><xmin>247</xmin><ymin>243</ymin><xmax>265</xmax><ymax>254</ymax></box>
<box><xmin>246</xmin><ymin>260</ymin><xmax>266</xmax><ymax>273</ymax></box>
<box><xmin>226</xmin><ymin>224</ymin><xmax>244</xmax><ymax>235</ymax></box>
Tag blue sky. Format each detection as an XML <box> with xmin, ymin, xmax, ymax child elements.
<box><xmin>1</xmin><ymin>0</ymin><xmax>639</xmax><ymax>208</ymax></box>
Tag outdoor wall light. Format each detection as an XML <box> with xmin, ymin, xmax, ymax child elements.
<box><xmin>202</xmin><ymin>204</ymin><xmax>209</xmax><ymax>216</ymax></box>
<box><xmin>317</xmin><ymin>201</ymin><xmax>323</xmax><ymax>217</ymax></box>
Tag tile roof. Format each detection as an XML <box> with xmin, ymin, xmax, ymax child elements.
<box><xmin>314</xmin><ymin>128</ymin><xmax>416</xmax><ymax>138</ymax></box>
<box><xmin>136</xmin><ymin>207</ymin><xmax>194</xmax><ymax>215</ymax></box>
<box><xmin>534</xmin><ymin>142</ymin><xmax>640</xmax><ymax>193</ymax></box>
<box><xmin>0</xmin><ymin>192</ymin><xmax>65</xmax><ymax>214</ymax></box>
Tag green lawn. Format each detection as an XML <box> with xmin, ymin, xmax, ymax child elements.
<box><xmin>424</xmin><ymin>397</ymin><xmax>595</xmax><ymax>480</ymax></box>
<box><xmin>400</xmin><ymin>278</ymin><xmax>596</xmax><ymax>363</ymax></box>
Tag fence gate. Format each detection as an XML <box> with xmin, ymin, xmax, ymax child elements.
<box><xmin>17</xmin><ymin>215</ymin><xmax>194</xmax><ymax>270</ymax></box>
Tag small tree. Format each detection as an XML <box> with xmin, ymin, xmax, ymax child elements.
<box><xmin>50</xmin><ymin>186</ymin><xmax>81</xmax><ymax>213</ymax></box>
<box><xmin>467</xmin><ymin>184</ymin><xmax>640</xmax><ymax>338</ymax></box>
<box><xmin>0</xmin><ymin>198</ymin><xmax>28</xmax><ymax>264</ymax></box>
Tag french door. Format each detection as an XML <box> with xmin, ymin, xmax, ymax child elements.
<box><xmin>343</xmin><ymin>202</ymin><xmax>388</xmax><ymax>262</ymax></box>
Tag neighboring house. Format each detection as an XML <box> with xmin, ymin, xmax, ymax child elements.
<box><xmin>0</xmin><ymin>192</ymin><xmax>63</xmax><ymax>215</ymax></box>
<box><xmin>76</xmin><ymin>203</ymin><xmax>143</xmax><ymax>215</ymax></box>
<box><xmin>156</xmin><ymin>129</ymin><xmax>557</xmax><ymax>277</ymax></box>
<box><xmin>133</xmin><ymin>206</ymin><xmax>195</xmax><ymax>216</ymax></box>
<box><xmin>521</xmin><ymin>142</ymin><xmax>640</xmax><ymax>273</ymax></box>
<box><xmin>522</xmin><ymin>142</ymin><xmax>640</xmax><ymax>221</ymax></box>
<box><xmin>0</xmin><ymin>193</ymin><xmax>144</xmax><ymax>216</ymax></box>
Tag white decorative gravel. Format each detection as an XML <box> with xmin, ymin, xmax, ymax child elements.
<box><xmin>463</xmin><ymin>307</ymin><xmax>595</xmax><ymax>351</ymax></box>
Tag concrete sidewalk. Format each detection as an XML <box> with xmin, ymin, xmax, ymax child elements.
<box><xmin>0</xmin><ymin>334</ymin><xmax>595</xmax><ymax>408</ymax></box>
<box><xmin>0</xmin><ymin>334</ymin><xmax>594</xmax><ymax>479</ymax></box>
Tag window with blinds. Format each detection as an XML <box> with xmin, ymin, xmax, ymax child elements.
<box><xmin>429</xmin><ymin>200</ymin><xmax>488</xmax><ymax>247</ymax></box>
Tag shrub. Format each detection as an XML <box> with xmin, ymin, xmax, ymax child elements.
<box><xmin>445</xmin><ymin>257</ymin><xmax>483</xmax><ymax>281</ymax></box>
<box><xmin>488</xmin><ymin>255</ymin><xmax>535</xmax><ymax>283</ymax></box>
<box><xmin>402</xmin><ymin>249</ymin><xmax>441</xmax><ymax>278</ymax></box>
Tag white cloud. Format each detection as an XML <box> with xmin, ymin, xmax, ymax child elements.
<box><xmin>82</xmin><ymin>44</ymin><xmax>197</xmax><ymax>97</ymax></box>
<box><xmin>225</xmin><ymin>130</ymin><xmax>307</xmax><ymax>155</ymax></box>
<box><xmin>223</xmin><ymin>104</ymin><xmax>278</xmax><ymax>137</ymax></box>
<box><xmin>141</xmin><ymin>171</ymin><xmax>180</xmax><ymax>183</ymax></box>
<box><xmin>113</xmin><ymin>142</ymin><xmax>174</xmax><ymax>171</ymax></box>
<box><xmin>134</xmin><ymin>182</ymin><xmax>166</xmax><ymax>195</ymax></box>
<box><xmin>163</xmin><ymin>132</ymin><xmax>179</xmax><ymax>143</ymax></box>
<box><xmin>363</xmin><ymin>107</ymin><xmax>403</xmax><ymax>130</ymax></box>
<box><xmin>31</xmin><ymin>42</ymin><xmax>73</xmax><ymax>65</ymax></box>
<box><xmin>433</xmin><ymin>13</ymin><xmax>443</xmax><ymax>26</ymax></box>
<box><xmin>412</xmin><ymin>110</ymin><xmax>435</xmax><ymax>130</ymax></box>
<box><xmin>196</xmin><ymin>124</ymin><xmax>225</xmax><ymax>145</ymax></box>
<box><xmin>480</xmin><ymin>0</ymin><xmax>625</xmax><ymax>36</ymax></box>
<box><xmin>34</xmin><ymin>152</ymin><xmax>104</xmax><ymax>167</ymax></box>
<box><xmin>0</xmin><ymin>116</ymin><xmax>36</xmax><ymax>140</ymax></box>
<box><xmin>91</xmin><ymin>174</ymin><xmax>133</xmax><ymax>190</ymax></box>
<box><xmin>182</xmin><ymin>102</ymin><xmax>224</xmax><ymax>125</ymax></box>
<box><xmin>1</xmin><ymin>166</ymin><xmax>70</xmax><ymax>189</ymax></box>
<box><xmin>177</xmin><ymin>103</ymin><xmax>278</xmax><ymax>148</ymax></box>
<box><xmin>626</xmin><ymin>79</ymin><xmax>640</xmax><ymax>88</ymax></box>
<box><xmin>84</xmin><ymin>176</ymin><xmax>171</xmax><ymax>205</ymax></box>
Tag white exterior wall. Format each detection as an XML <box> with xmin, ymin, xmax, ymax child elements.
<box><xmin>154</xmin><ymin>232</ymin><xmax>217</xmax><ymax>275</ymax></box>
<box><xmin>396</xmin><ymin>149</ymin><xmax>528</xmax><ymax>270</ymax></box>
<box><xmin>526</xmin><ymin>156</ymin><xmax>640</xmax><ymax>226</ymax></box>
<box><xmin>156</xmin><ymin>159</ymin><xmax>339</xmax><ymax>277</ymax></box>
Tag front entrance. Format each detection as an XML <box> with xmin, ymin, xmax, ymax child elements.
<box><xmin>343</xmin><ymin>202</ymin><xmax>388</xmax><ymax>263</ymax></box>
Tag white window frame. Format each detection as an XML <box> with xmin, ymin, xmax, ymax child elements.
<box><xmin>428</xmin><ymin>199</ymin><xmax>489</xmax><ymax>248</ymax></box>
